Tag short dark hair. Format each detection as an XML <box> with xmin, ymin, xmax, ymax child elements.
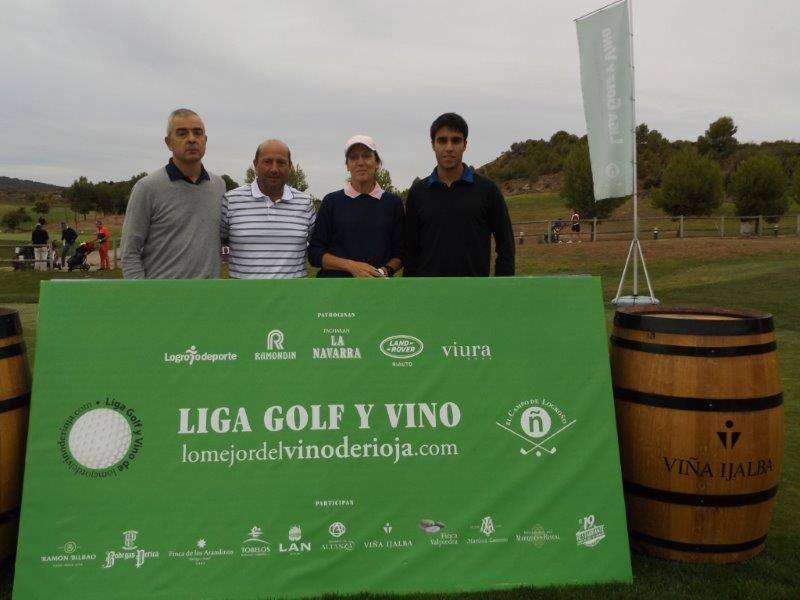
<box><xmin>430</xmin><ymin>113</ymin><xmax>468</xmax><ymax>142</ymax></box>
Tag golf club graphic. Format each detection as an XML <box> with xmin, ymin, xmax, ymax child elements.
<box><xmin>495</xmin><ymin>419</ymin><xmax>577</xmax><ymax>456</ymax></box>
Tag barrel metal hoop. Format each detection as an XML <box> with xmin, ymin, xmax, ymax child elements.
<box><xmin>624</xmin><ymin>481</ymin><xmax>779</xmax><ymax>507</ymax></box>
<box><xmin>610</xmin><ymin>336</ymin><xmax>777</xmax><ymax>357</ymax></box>
<box><xmin>0</xmin><ymin>393</ymin><xmax>31</xmax><ymax>414</ymax></box>
<box><xmin>614</xmin><ymin>311</ymin><xmax>774</xmax><ymax>336</ymax></box>
<box><xmin>0</xmin><ymin>507</ymin><xmax>20</xmax><ymax>526</ymax></box>
<box><xmin>613</xmin><ymin>386</ymin><xmax>783</xmax><ymax>412</ymax></box>
<box><xmin>0</xmin><ymin>310</ymin><xmax>23</xmax><ymax>338</ymax></box>
<box><xmin>629</xmin><ymin>529</ymin><xmax>767</xmax><ymax>554</ymax></box>
<box><xmin>0</xmin><ymin>342</ymin><xmax>26</xmax><ymax>360</ymax></box>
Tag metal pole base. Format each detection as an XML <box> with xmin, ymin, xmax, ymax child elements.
<box><xmin>611</xmin><ymin>294</ymin><xmax>660</xmax><ymax>307</ymax></box>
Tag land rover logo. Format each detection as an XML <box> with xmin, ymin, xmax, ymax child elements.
<box><xmin>379</xmin><ymin>335</ymin><xmax>424</xmax><ymax>359</ymax></box>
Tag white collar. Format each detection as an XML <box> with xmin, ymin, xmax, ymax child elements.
<box><xmin>251</xmin><ymin>180</ymin><xmax>293</xmax><ymax>203</ymax></box>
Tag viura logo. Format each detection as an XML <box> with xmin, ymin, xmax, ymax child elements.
<box><xmin>164</xmin><ymin>345</ymin><xmax>237</xmax><ymax>365</ymax></box>
<box><xmin>441</xmin><ymin>341</ymin><xmax>492</xmax><ymax>360</ymax></box>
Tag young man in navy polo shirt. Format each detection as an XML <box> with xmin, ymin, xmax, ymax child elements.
<box><xmin>404</xmin><ymin>113</ymin><xmax>515</xmax><ymax>277</ymax></box>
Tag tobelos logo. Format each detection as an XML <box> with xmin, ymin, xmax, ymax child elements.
<box><xmin>164</xmin><ymin>345</ymin><xmax>237</xmax><ymax>365</ymax></box>
<box><xmin>496</xmin><ymin>398</ymin><xmax>576</xmax><ymax>458</ymax></box>
<box><xmin>379</xmin><ymin>335</ymin><xmax>424</xmax><ymax>359</ymax></box>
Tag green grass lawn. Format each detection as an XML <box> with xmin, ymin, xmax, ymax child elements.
<box><xmin>1</xmin><ymin>245</ymin><xmax>798</xmax><ymax>599</ymax></box>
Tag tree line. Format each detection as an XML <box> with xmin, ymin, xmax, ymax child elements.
<box><xmin>480</xmin><ymin>116</ymin><xmax>800</xmax><ymax>219</ymax></box>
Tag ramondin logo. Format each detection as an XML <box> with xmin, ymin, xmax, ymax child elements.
<box><xmin>58</xmin><ymin>398</ymin><xmax>144</xmax><ymax>477</ymax></box>
<box><xmin>266</xmin><ymin>330</ymin><xmax>284</xmax><ymax>350</ymax></box>
<box><xmin>496</xmin><ymin>397</ymin><xmax>576</xmax><ymax>458</ymax></box>
<box><xmin>164</xmin><ymin>345</ymin><xmax>238</xmax><ymax>365</ymax></box>
<box><xmin>256</xmin><ymin>329</ymin><xmax>297</xmax><ymax>361</ymax></box>
<box><xmin>605</xmin><ymin>162</ymin><xmax>621</xmax><ymax>179</ymax></box>
<box><xmin>380</xmin><ymin>335</ymin><xmax>424</xmax><ymax>359</ymax></box>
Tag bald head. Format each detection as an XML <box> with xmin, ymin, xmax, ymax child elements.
<box><xmin>254</xmin><ymin>139</ymin><xmax>291</xmax><ymax>164</ymax></box>
<box><xmin>253</xmin><ymin>139</ymin><xmax>294</xmax><ymax>200</ymax></box>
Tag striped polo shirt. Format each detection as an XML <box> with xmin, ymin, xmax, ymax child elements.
<box><xmin>221</xmin><ymin>181</ymin><xmax>316</xmax><ymax>279</ymax></box>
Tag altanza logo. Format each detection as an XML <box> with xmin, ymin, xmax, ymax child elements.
<box><xmin>164</xmin><ymin>345</ymin><xmax>238</xmax><ymax>365</ymax></box>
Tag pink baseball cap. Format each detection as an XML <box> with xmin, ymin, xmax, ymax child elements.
<box><xmin>345</xmin><ymin>134</ymin><xmax>377</xmax><ymax>156</ymax></box>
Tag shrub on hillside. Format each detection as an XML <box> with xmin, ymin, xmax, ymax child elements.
<box><xmin>561</xmin><ymin>143</ymin><xmax>625</xmax><ymax>219</ymax></box>
<box><xmin>791</xmin><ymin>169</ymin><xmax>800</xmax><ymax>205</ymax></box>
<box><xmin>1</xmin><ymin>207</ymin><xmax>32</xmax><ymax>231</ymax></box>
<box><xmin>652</xmin><ymin>147</ymin><xmax>724</xmax><ymax>216</ymax></box>
<box><xmin>730</xmin><ymin>155</ymin><xmax>789</xmax><ymax>216</ymax></box>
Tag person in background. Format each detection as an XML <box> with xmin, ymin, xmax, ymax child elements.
<box><xmin>221</xmin><ymin>139</ymin><xmax>315</xmax><ymax>278</ymax></box>
<box><xmin>121</xmin><ymin>108</ymin><xmax>225</xmax><ymax>279</ymax></box>
<box><xmin>308</xmin><ymin>135</ymin><xmax>403</xmax><ymax>278</ymax></box>
<box><xmin>569</xmin><ymin>208</ymin><xmax>581</xmax><ymax>243</ymax></box>
<box><xmin>31</xmin><ymin>218</ymin><xmax>49</xmax><ymax>271</ymax></box>
<box><xmin>404</xmin><ymin>112</ymin><xmax>514</xmax><ymax>277</ymax></box>
<box><xmin>95</xmin><ymin>219</ymin><xmax>110</xmax><ymax>270</ymax></box>
<box><xmin>60</xmin><ymin>222</ymin><xmax>78</xmax><ymax>267</ymax></box>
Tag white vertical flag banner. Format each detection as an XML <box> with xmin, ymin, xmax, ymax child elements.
<box><xmin>576</xmin><ymin>0</ymin><xmax>634</xmax><ymax>200</ymax></box>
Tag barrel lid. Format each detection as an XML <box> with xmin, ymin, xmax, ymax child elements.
<box><xmin>0</xmin><ymin>308</ymin><xmax>23</xmax><ymax>338</ymax></box>
<box><xmin>614</xmin><ymin>306</ymin><xmax>774</xmax><ymax>336</ymax></box>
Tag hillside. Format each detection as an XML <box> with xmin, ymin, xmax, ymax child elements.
<box><xmin>0</xmin><ymin>176</ymin><xmax>63</xmax><ymax>193</ymax></box>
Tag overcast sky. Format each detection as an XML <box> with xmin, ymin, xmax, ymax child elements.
<box><xmin>2</xmin><ymin>0</ymin><xmax>798</xmax><ymax>196</ymax></box>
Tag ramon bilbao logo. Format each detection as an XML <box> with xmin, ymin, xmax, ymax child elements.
<box><xmin>496</xmin><ymin>397</ymin><xmax>576</xmax><ymax>458</ymax></box>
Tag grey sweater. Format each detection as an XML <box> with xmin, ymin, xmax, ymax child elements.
<box><xmin>122</xmin><ymin>167</ymin><xmax>225</xmax><ymax>279</ymax></box>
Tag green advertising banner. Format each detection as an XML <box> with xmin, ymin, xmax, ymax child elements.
<box><xmin>14</xmin><ymin>277</ymin><xmax>631</xmax><ymax>598</ymax></box>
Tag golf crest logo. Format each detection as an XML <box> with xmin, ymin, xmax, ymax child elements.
<box><xmin>58</xmin><ymin>398</ymin><xmax>144</xmax><ymax>478</ymax></box>
<box><xmin>279</xmin><ymin>526</ymin><xmax>311</xmax><ymax>554</ymax></box>
<box><xmin>102</xmin><ymin>530</ymin><xmax>159</xmax><ymax>569</ymax></box>
<box><xmin>255</xmin><ymin>329</ymin><xmax>297</xmax><ymax>361</ymax></box>
<box><xmin>496</xmin><ymin>398</ymin><xmax>577</xmax><ymax>458</ymax></box>
<box><xmin>575</xmin><ymin>514</ymin><xmax>606</xmax><ymax>548</ymax></box>
<box><xmin>322</xmin><ymin>521</ymin><xmax>354</xmax><ymax>552</ymax></box>
<box><xmin>240</xmin><ymin>526</ymin><xmax>271</xmax><ymax>557</ymax></box>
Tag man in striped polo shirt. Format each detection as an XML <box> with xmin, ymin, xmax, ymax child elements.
<box><xmin>221</xmin><ymin>139</ymin><xmax>316</xmax><ymax>278</ymax></box>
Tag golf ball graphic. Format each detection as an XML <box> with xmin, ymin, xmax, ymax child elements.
<box><xmin>68</xmin><ymin>408</ymin><xmax>132</xmax><ymax>469</ymax></box>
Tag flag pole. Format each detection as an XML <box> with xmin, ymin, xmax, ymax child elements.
<box><xmin>612</xmin><ymin>0</ymin><xmax>658</xmax><ymax>305</ymax></box>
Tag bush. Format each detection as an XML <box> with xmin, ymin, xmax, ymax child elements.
<box><xmin>730</xmin><ymin>155</ymin><xmax>789</xmax><ymax>216</ymax></box>
<box><xmin>561</xmin><ymin>143</ymin><xmax>625</xmax><ymax>219</ymax></box>
<box><xmin>652</xmin><ymin>147</ymin><xmax>724</xmax><ymax>216</ymax></box>
<box><xmin>1</xmin><ymin>207</ymin><xmax>32</xmax><ymax>231</ymax></box>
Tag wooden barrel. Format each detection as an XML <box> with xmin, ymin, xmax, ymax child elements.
<box><xmin>0</xmin><ymin>308</ymin><xmax>31</xmax><ymax>572</ymax></box>
<box><xmin>610</xmin><ymin>306</ymin><xmax>784</xmax><ymax>563</ymax></box>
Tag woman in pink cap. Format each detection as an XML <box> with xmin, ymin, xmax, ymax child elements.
<box><xmin>308</xmin><ymin>135</ymin><xmax>404</xmax><ymax>277</ymax></box>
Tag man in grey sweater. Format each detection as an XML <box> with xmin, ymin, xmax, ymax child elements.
<box><xmin>121</xmin><ymin>108</ymin><xmax>225</xmax><ymax>279</ymax></box>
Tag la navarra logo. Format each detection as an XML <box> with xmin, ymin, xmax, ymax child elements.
<box><xmin>496</xmin><ymin>397</ymin><xmax>576</xmax><ymax>458</ymax></box>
